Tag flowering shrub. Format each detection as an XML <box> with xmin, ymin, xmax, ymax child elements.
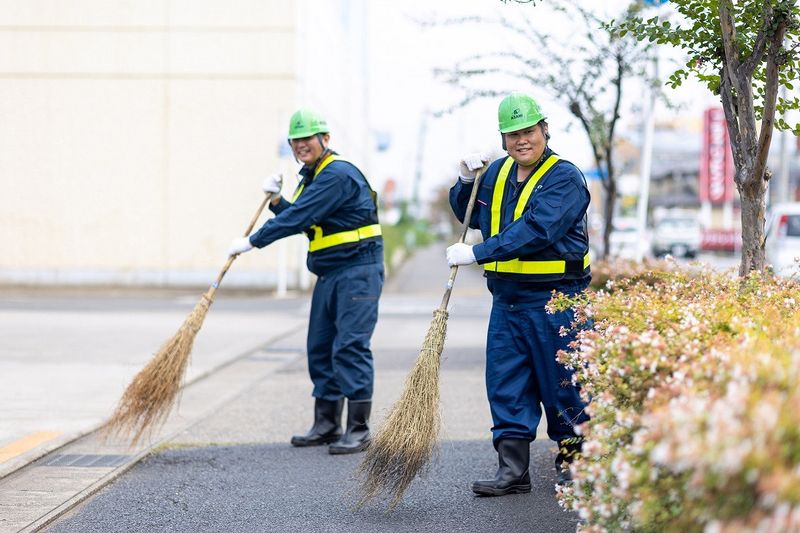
<box><xmin>588</xmin><ymin>257</ymin><xmax>684</xmax><ymax>291</ymax></box>
<box><xmin>550</xmin><ymin>265</ymin><xmax>800</xmax><ymax>532</ymax></box>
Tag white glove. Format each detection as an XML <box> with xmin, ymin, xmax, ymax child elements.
<box><xmin>458</xmin><ymin>153</ymin><xmax>489</xmax><ymax>183</ymax></box>
<box><xmin>228</xmin><ymin>236</ymin><xmax>253</xmax><ymax>256</ymax></box>
<box><xmin>446</xmin><ymin>243</ymin><xmax>476</xmax><ymax>267</ymax></box>
<box><xmin>261</xmin><ymin>174</ymin><xmax>283</xmax><ymax>195</ymax></box>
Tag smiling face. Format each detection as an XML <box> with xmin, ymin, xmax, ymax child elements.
<box><xmin>290</xmin><ymin>133</ymin><xmax>330</xmax><ymax>165</ymax></box>
<box><xmin>504</xmin><ymin>123</ymin><xmax>548</xmax><ymax>167</ymax></box>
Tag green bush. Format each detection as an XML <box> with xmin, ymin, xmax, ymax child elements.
<box><xmin>382</xmin><ymin>219</ymin><xmax>433</xmax><ymax>275</ymax></box>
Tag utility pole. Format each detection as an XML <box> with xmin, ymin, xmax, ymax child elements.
<box><xmin>635</xmin><ymin>54</ymin><xmax>657</xmax><ymax>262</ymax></box>
<box><xmin>635</xmin><ymin>0</ymin><xmax>669</xmax><ymax>261</ymax></box>
<box><xmin>411</xmin><ymin>109</ymin><xmax>429</xmax><ymax>219</ymax></box>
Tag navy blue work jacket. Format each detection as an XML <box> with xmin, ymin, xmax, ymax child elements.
<box><xmin>449</xmin><ymin>148</ymin><xmax>590</xmax><ymax>303</ymax></box>
<box><xmin>249</xmin><ymin>155</ymin><xmax>383</xmax><ymax>276</ymax></box>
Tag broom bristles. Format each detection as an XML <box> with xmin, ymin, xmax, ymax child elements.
<box><xmin>104</xmin><ymin>296</ymin><xmax>211</xmax><ymax>445</ymax></box>
<box><xmin>356</xmin><ymin>308</ymin><xmax>448</xmax><ymax>510</ymax></box>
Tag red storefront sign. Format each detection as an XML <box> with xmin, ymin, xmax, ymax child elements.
<box><xmin>701</xmin><ymin>228</ymin><xmax>738</xmax><ymax>252</ymax></box>
<box><xmin>699</xmin><ymin>108</ymin><xmax>734</xmax><ymax>205</ymax></box>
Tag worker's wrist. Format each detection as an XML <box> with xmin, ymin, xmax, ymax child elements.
<box><xmin>471</xmin><ymin>242</ymin><xmax>489</xmax><ymax>264</ymax></box>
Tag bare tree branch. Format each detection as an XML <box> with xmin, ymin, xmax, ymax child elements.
<box><xmin>718</xmin><ymin>1</ymin><xmax>742</xmax><ymax>85</ymax></box>
<box><xmin>753</xmin><ymin>17</ymin><xmax>788</xmax><ymax>185</ymax></box>
<box><xmin>425</xmin><ymin>0</ymin><xmax>653</xmax><ymax>258</ymax></box>
<box><xmin>740</xmin><ymin>1</ymin><xmax>774</xmax><ymax>79</ymax></box>
<box><xmin>719</xmin><ymin>69</ymin><xmax>742</xmax><ymax>165</ymax></box>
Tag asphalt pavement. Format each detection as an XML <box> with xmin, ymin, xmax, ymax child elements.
<box><xmin>45</xmin><ymin>441</ymin><xmax>569</xmax><ymax>533</ymax></box>
<box><xmin>1</xmin><ymin>243</ymin><xmax>577</xmax><ymax>533</ymax></box>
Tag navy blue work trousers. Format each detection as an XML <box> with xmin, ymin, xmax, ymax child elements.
<box><xmin>485</xmin><ymin>292</ymin><xmax>589</xmax><ymax>446</ymax></box>
<box><xmin>307</xmin><ymin>262</ymin><xmax>383</xmax><ymax>401</ymax></box>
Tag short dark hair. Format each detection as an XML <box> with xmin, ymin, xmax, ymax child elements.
<box><xmin>540</xmin><ymin>121</ymin><xmax>550</xmax><ymax>141</ymax></box>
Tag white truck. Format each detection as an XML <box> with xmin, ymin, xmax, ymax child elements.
<box><xmin>651</xmin><ymin>216</ymin><xmax>702</xmax><ymax>258</ymax></box>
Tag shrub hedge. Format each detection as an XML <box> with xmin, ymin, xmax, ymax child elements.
<box><xmin>551</xmin><ymin>261</ymin><xmax>800</xmax><ymax>532</ymax></box>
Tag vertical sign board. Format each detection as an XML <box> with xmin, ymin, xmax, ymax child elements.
<box><xmin>699</xmin><ymin>107</ymin><xmax>734</xmax><ymax>205</ymax></box>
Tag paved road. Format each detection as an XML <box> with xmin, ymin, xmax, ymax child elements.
<box><xmin>46</xmin><ymin>441</ymin><xmax>569</xmax><ymax>533</ymax></box>
<box><xmin>41</xmin><ymin>245</ymin><xmax>578</xmax><ymax>532</ymax></box>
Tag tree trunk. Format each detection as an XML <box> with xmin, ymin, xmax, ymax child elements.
<box><xmin>602</xmin><ymin>178</ymin><xmax>616</xmax><ymax>259</ymax></box>
<box><xmin>737</xmin><ymin>165</ymin><xmax>768</xmax><ymax>275</ymax></box>
<box><xmin>718</xmin><ymin>0</ymin><xmax>783</xmax><ymax>276</ymax></box>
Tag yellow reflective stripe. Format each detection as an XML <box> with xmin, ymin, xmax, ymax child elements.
<box><xmin>291</xmin><ymin>154</ymin><xmax>342</xmax><ymax>202</ymax></box>
<box><xmin>490</xmin><ymin>157</ymin><xmax>515</xmax><ymax>237</ymax></box>
<box><xmin>292</xmin><ymin>184</ymin><xmax>304</xmax><ymax>202</ymax></box>
<box><xmin>308</xmin><ymin>224</ymin><xmax>382</xmax><ymax>252</ymax></box>
<box><xmin>358</xmin><ymin>224</ymin><xmax>382</xmax><ymax>239</ymax></box>
<box><xmin>288</xmin><ymin>155</ymin><xmax>380</xmax><ymax>252</ymax></box>
<box><xmin>513</xmin><ymin>155</ymin><xmax>560</xmax><ymax>219</ymax></box>
<box><xmin>485</xmin><ymin>154</ymin><xmax>588</xmax><ymax>275</ymax></box>
<box><xmin>486</xmin><ymin>157</ymin><xmax>514</xmax><ymax>273</ymax></box>
<box><xmin>314</xmin><ymin>154</ymin><xmax>340</xmax><ymax>177</ymax></box>
<box><xmin>484</xmin><ymin>253</ymin><xmax>590</xmax><ymax>274</ymax></box>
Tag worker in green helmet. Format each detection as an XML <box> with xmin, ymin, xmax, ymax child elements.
<box><xmin>446</xmin><ymin>92</ymin><xmax>591</xmax><ymax>495</ymax></box>
<box><xmin>228</xmin><ymin>108</ymin><xmax>384</xmax><ymax>454</ymax></box>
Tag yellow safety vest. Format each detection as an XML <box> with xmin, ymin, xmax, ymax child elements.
<box><xmin>484</xmin><ymin>155</ymin><xmax>590</xmax><ymax>275</ymax></box>
<box><xmin>292</xmin><ymin>154</ymin><xmax>382</xmax><ymax>253</ymax></box>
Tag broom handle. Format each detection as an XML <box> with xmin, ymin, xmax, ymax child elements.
<box><xmin>204</xmin><ymin>189</ymin><xmax>277</xmax><ymax>303</ymax></box>
<box><xmin>439</xmin><ymin>166</ymin><xmax>486</xmax><ymax>310</ymax></box>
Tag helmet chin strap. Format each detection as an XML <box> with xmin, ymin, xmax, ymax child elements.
<box><xmin>312</xmin><ymin>142</ymin><xmax>332</xmax><ymax>171</ymax></box>
<box><xmin>316</xmin><ymin>133</ymin><xmax>327</xmax><ymax>152</ymax></box>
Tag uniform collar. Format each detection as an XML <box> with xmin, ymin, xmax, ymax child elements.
<box><xmin>299</xmin><ymin>150</ymin><xmax>337</xmax><ymax>185</ymax></box>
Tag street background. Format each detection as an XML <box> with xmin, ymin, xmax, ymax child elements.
<box><xmin>4</xmin><ymin>0</ymin><xmax>791</xmax><ymax>290</ymax></box>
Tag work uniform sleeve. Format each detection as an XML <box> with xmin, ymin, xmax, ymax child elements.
<box><xmin>249</xmin><ymin>169</ymin><xmax>353</xmax><ymax>249</ymax></box>
<box><xmin>269</xmin><ymin>196</ymin><xmax>292</xmax><ymax>215</ymax></box>
<box><xmin>472</xmin><ymin>174</ymin><xmax>588</xmax><ymax>264</ymax></box>
<box><xmin>448</xmin><ymin>179</ymin><xmax>481</xmax><ymax>230</ymax></box>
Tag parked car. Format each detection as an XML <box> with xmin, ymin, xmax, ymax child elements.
<box><xmin>609</xmin><ymin>217</ymin><xmax>644</xmax><ymax>260</ymax></box>
<box><xmin>765</xmin><ymin>202</ymin><xmax>800</xmax><ymax>276</ymax></box>
<box><xmin>651</xmin><ymin>217</ymin><xmax>702</xmax><ymax>258</ymax></box>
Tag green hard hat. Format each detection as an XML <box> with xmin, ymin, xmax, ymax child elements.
<box><xmin>497</xmin><ymin>93</ymin><xmax>546</xmax><ymax>133</ymax></box>
<box><xmin>288</xmin><ymin>108</ymin><xmax>329</xmax><ymax>139</ymax></box>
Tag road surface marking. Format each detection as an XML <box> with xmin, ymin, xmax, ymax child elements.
<box><xmin>0</xmin><ymin>431</ymin><xmax>62</xmax><ymax>463</ymax></box>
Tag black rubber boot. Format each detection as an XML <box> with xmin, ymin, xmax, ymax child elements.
<box><xmin>556</xmin><ymin>463</ymin><xmax>573</xmax><ymax>486</ymax></box>
<box><xmin>555</xmin><ymin>436</ymin><xmax>583</xmax><ymax>487</ymax></box>
<box><xmin>290</xmin><ymin>398</ymin><xmax>344</xmax><ymax>447</ymax></box>
<box><xmin>328</xmin><ymin>400</ymin><xmax>371</xmax><ymax>455</ymax></box>
<box><xmin>471</xmin><ymin>439</ymin><xmax>532</xmax><ymax>496</ymax></box>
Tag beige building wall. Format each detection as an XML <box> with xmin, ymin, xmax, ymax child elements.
<box><xmin>1</xmin><ymin>0</ymin><xmax>370</xmax><ymax>288</ymax></box>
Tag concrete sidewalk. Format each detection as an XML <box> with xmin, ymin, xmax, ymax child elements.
<box><xmin>0</xmin><ymin>288</ymin><xmax>308</xmax><ymax>480</ymax></box>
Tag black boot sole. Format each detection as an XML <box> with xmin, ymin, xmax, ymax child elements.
<box><xmin>328</xmin><ymin>441</ymin><xmax>369</xmax><ymax>455</ymax></box>
<box><xmin>471</xmin><ymin>483</ymin><xmax>532</xmax><ymax>496</ymax></box>
<box><xmin>290</xmin><ymin>434</ymin><xmax>342</xmax><ymax>447</ymax></box>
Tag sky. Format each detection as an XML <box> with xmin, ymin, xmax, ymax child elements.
<box><xmin>362</xmin><ymin>0</ymin><xmax>725</xmax><ymax>202</ymax></box>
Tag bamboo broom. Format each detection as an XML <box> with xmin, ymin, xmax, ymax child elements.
<box><xmin>104</xmin><ymin>191</ymin><xmax>275</xmax><ymax>445</ymax></box>
<box><xmin>357</xmin><ymin>167</ymin><xmax>485</xmax><ymax>509</ymax></box>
